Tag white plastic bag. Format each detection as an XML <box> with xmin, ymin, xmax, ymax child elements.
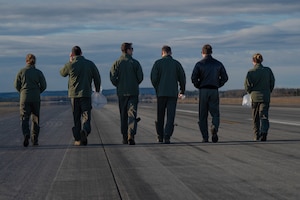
<box><xmin>92</xmin><ymin>92</ymin><xmax>107</xmax><ymax>109</ymax></box>
<box><xmin>242</xmin><ymin>93</ymin><xmax>252</xmax><ymax>107</ymax></box>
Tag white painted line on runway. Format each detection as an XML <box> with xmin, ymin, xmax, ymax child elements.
<box><xmin>176</xmin><ymin>109</ymin><xmax>197</xmax><ymax>114</ymax></box>
<box><xmin>247</xmin><ymin>118</ymin><xmax>300</xmax><ymax>126</ymax></box>
<box><xmin>153</xmin><ymin>107</ymin><xmax>300</xmax><ymax>127</ymax></box>
<box><xmin>140</xmin><ymin>106</ymin><xmax>198</xmax><ymax>114</ymax></box>
<box><xmin>141</xmin><ymin>106</ymin><xmax>198</xmax><ymax>114</ymax></box>
<box><xmin>269</xmin><ymin>119</ymin><xmax>300</xmax><ymax>126</ymax></box>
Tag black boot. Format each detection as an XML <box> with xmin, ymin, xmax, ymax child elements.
<box><xmin>128</xmin><ymin>134</ymin><xmax>135</xmax><ymax>145</ymax></box>
<box><xmin>261</xmin><ymin>133</ymin><xmax>267</xmax><ymax>141</ymax></box>
<box><xmin>122</xmin><ymin>134</ymin><xmax>128</xmax><ymax>144</ymax></box>
<box><xmin>155</xmin><ymin>121</ymin><xmax>163</xmax><ymax>143</ymax></box>
<box><xmin>23</xmin><ymin>135</ymin><xmax>30</xmax><ymax>147</ymax></box>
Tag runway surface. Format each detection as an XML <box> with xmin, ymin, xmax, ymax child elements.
<box><xmin>0</xmin><ymin>103</ymin><xmax>299</xmax><ymax>200</ymax></box>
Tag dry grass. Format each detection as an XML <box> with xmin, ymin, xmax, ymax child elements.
<box><xmin>220</xmin><ymin>96</ymin><xmax>300</xmax><ymax>106</ymax></box>
<box><xmin>270</xmin><ymin>96</ymin><xmax>300</xmax><ymax>105</ymax></box>
<box><xmin>0</xmin><ymin>102</ymin><xmax>19</xmax><ymax>114</ymax></box>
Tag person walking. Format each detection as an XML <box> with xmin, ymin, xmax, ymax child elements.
<box><xmin>60</xmin><ymin>46</ymin><xmax>101</xmax><ymax>146</ymax></box>
<box><xmin>14</xmin><ymin>54</ymin><xmax>47</xmax><ymax>147</ymax></box>
<box><xmin>244</xmin><ymin>53</ymin><xmax>275</xmax><ymax>141</ymax></box>
<box><xmin>151</xmin><ymin>45</ymin><xmax>186</xmax><ymax>144</ymax></box>
<box><xmin>110</xmin><ymin>42</ymin><xmax>144</xmax><ymax>145</ymax></box>
<box><xmin>191</xmin><ymin>44</ymin><xmax>228</xmax><ymax>143</ymax></box>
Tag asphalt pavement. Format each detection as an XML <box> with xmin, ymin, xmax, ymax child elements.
<box><xmin>0</xmin><ymin>103</ymin><xmax>299</xmax><ymax>200</ymax></box>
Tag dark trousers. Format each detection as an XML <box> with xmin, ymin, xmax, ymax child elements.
<box><xmin>198</xmin><ymin>89</ymin><xmax>220</xmax><ymax>140</ymax></box>
<box><xmin>252</xmin><ymin>102</ymin><xmax>270</xmax><ymax>137</ymax></box>
<box><xmin>71</xmin><ymin>97</ymin><xmax>92</xmax><ymax>141</ymax></box>
<box><xmin>118</xmin><ymin>95</ymin><xmax>138</xmax><ymax>138</ymax></box>
<box><xmin>156</xmin><ymin>96</ymin><xmax>177</xmax><ymax>140</ymax></box>
<box><xmin>20</xmin><ymin>102</ymin><xmax>40</xmax><ymax>142</ymax></box>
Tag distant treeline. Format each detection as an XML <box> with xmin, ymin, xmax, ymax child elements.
<box><xmin>174</xmin><ymin>88</ymin><xmax>300</xmax><ymax>98</ymax></box>
<box><xmin>188</xmin><ymin>88</ymin><xmax>300</xmax><ymax>98</ymax></box>
<box><xmin>0</xmin><ymin>88</ymin><xmax>299</xmax><ymax>102</ymax></box>
<box><xmin>221</xmin><ymin>88</ymin><xmax>300</xmax><ymax>98</ymax></box>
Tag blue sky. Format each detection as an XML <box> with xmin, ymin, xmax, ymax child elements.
<box><xmin>1</xmin><ymin>0</ymin><xmax>299</xmax><ymax>93</ymax></box>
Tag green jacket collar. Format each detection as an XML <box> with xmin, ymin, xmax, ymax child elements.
<box><xmin>26</xmin><ymin>64</ymin><xmax>35</xmax><ymax>68</ymax></box>
<box><xmin>254</xmin><ymin>63</ymin><xmax>263</xmax><ymax>68</ymax></box>
<box><xmin>162</xmin><ymin>55</ymin><xmax>172</xmax><ymax>59</ymax></box>
<box><xmin>121</xmin><ymin>53</ymin><xmax>132</xmax><ymax>59</ymax></box>
<box><xmin>74</xmin><ymin>55</ymin><xmax>84</xmax><ymax>60</ymax></box>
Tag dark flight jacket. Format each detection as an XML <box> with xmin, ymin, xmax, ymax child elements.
<box><xmin>14</xmin><ymin>64</ymin><xmax>47</xmax><ymax>103</ymax></box>
<box><xmin>110</xmin><ymin>54</ymin><xmax>143</xmax><ymax>96</ymax></box>
<box><xmin>244</xmin><ymin>63</ymin><xmax>275</xmax><ymax>102</ymax></box>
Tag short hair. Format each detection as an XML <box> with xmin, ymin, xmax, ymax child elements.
<box><xmin>252</xmin><ymin>53</ymin><xmax>263</xmax><ymax>64</ymax></box>
<box><xmin>26</xmin><ymin>54</ymin><xmax>36</xmax><ymax>65</ymax></box>
<box><xmin>162</xmin><ymin>45</ymin><xmax>172</xmax><ymax>54</ymax></box>
<box><xmin>121</xmin><ymin>42</ymin><xmax>132</xmax><ymax>53</ymax></box>
<box><xmin>72</xmin><ymin>46</ymin><xmax>82</xmax><ymax>56</ymax></box>
<box><xmin>202</xmin><ymin>44</ymin><xmax>212</xmax><ymax>54</ymax></box>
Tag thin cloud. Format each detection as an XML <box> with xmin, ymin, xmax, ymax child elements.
<box><xmin>0</xmin><ymin>0</ymin><xmax>299</xmax><ymax>92</ymax></box>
